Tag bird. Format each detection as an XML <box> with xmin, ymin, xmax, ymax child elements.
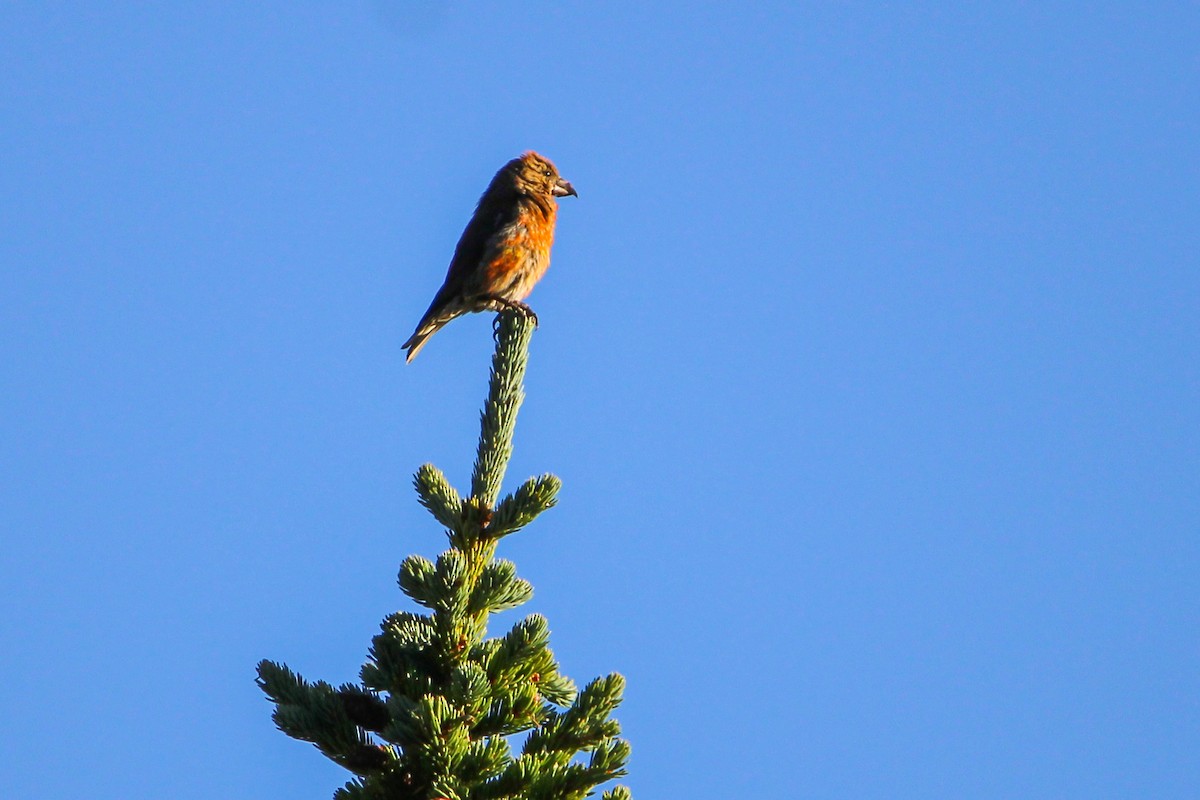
<box><xmin>402</xmin><ymin>151</ymin><xmax>577</xmax><ymax>363</ymax></box>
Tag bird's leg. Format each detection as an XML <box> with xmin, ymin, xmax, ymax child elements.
<box><xmin>479</xmin><ymin>294</ymin><xmax>539</xmax><ymax>328</ymax></box>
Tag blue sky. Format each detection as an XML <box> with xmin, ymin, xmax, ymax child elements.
<box><xmin>2</xmin><ymin>3</ymin><xmax>1197</xmax><ymax>797</ymax></box>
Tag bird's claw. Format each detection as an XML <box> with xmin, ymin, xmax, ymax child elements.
<box><xmin>515</xmin><ymin>303</ymin><xmax>539</xmax><ymax>329</ymax></box>
<box><xmin>482</xmin><ymin>295</ymin><xmax>539</xmax><ymax>330</ymax></box>
<box><xmin>503</xmin><ymin>300</ymin><xmax>538</xmax><ymax>328</ymax></box>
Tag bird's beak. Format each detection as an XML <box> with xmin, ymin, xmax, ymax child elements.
<box><xmin>552</xmin><ymin>178</ymin><xmax>577</xmax><ymax>198</ymax></box>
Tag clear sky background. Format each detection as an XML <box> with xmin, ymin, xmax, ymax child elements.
<box><xmin>2</xmin><ymin>3</ymin><xmax>1197</xmax><ymax>798</ymax></box>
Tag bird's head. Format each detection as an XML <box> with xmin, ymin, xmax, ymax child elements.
<box><xmin>507</xmin><ymin>151</ymin><xmax>577</xmax><ymax>200</ymax></box>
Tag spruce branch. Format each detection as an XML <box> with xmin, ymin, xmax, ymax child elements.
<box><xmin>414</xmin><ymin>464</ymin><xmax>463</xmax><ymax>534</ymax></box>
<box><xmin>256</xmin><ymin>660</ymin><xmax>384</xmax><ymax>773</ymax></box>
<box><xmin>468</xmin><ymin>559</ymin><xmax>534</xmax><ymax>615</ymax></box>
<box><xmin>488</xmin><ymin>475</ymin><xmax>561</xmax><ymax>540</ymax></box>
<box><xmin>470</xmin><ymin>312</ymin><xmax>535</xmax><ymax>507</ymax></box>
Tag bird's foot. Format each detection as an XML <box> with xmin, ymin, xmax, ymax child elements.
<box><xmin>481</xmin><ymin>295</ymin><xmax>539</xmax><ymax>328</ymax></box>
<box><xmin>511</xmin><ymin>301</ymin><xmax>539</xmax><ymax>328</ymax></box>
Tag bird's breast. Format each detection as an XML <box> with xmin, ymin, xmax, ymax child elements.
<box><xmin>483</xmin><ymin>201</ymin><xmax>557</xmax><ymax>300</ymax></box>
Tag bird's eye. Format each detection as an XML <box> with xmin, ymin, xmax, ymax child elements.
<box><xmin>543</xmin><ymin>169</ymin><xmax>552</xmax><ymax>177</ymax></box>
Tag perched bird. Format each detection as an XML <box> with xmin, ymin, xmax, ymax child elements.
<box><xmin>402</xmin><ymin>151</ymin><xmax>577</xmax><ymax>362</ymax></box>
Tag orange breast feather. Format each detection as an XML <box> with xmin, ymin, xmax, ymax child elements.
<box><xmin>483</xmin><ymin>203</ymin><xmax>556</xmax><ymax>299</ymax></box>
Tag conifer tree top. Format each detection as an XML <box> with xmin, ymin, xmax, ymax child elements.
<box><xmin>257</xmin><ymin>312</ymin><xmax>631</xmax><ymax>800</ymax></box>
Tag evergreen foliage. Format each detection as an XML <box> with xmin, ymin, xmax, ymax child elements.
<box><xmin>257</xmin><ymin>312</ymin><xmax>630</xmax><ymax>800</ymax></box>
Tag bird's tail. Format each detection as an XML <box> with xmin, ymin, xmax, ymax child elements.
<box><xmin>402</xmin><ymin>313</ymin><xmax>455</xmax><ymax>363</ymax></box>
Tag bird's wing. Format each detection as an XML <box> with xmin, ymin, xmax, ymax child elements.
<box><xmin>443</xmin><ymin>200</ymin><xmax>521</xmax><ymax>295</ymax></box>
<box><xmin>405</xmin><ymin>199</ymin><xmax>520</xmax><ymax>343</ymax></box>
